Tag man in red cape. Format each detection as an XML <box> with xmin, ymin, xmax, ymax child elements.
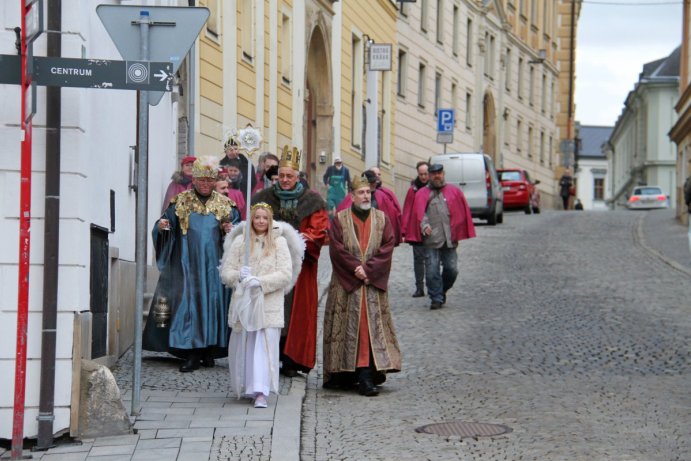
<box><xmin>251</xmin><ymin>146</ymin><xmax>329</xmax><ymax>376</ymax></box>
<box><xmin>405</xmin><ymin>163</ymin><xmax>476</xmax><ymax>310</ymax></box>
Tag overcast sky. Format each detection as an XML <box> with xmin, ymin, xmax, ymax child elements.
<box><xmin>575</xmin><ymin>0</ymin><xmax>683</xmax><ymax>127</ymax></box>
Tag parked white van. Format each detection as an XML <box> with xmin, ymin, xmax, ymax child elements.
<box><xmin>429</xmin><ymin>152</ymin><xmax>504</xmax><ymax>225</ymax></box>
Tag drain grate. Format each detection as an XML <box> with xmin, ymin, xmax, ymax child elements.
<box><xmin>415</xmin><ymin>421</ymin><xmax>512</xmax><ymax>439</ymax></box>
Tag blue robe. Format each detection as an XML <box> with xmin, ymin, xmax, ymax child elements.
<box><xmin>143</xmin><ymin>190</ymin><xmax>240</xmax><ymax>358</ymax></box>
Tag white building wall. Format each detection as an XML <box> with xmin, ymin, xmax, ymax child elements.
<box><xmin>0</xmin><ymin>0</ymin><xmax>178</xmax><ymax>439</ymax></box>
<box><xmin>576</xmin><ymin>157</ymin><xmax>608</xmax><ymax>211</ymax></box>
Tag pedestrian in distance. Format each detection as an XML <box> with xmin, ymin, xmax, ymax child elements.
<box><xmin>161</xmin><ymin>155</ymin><xmax>196</xmax><ymax>213</ymax></box>
<box><xmin>251</xmin><ymin>146</ymin><xmax>330</xmax><ymax>377</ymax></box>
<box><xmin>323</xmin><ymin>157</ymin><xmax>351</xmax><ymax>218</ymax></box>
<box><xmin>220</xmin><ymin>202</ymin><xmax>304</xmax><ymax>409</ymax></box>
<box><xmin>252</xmin><ymin>153</ymin><xmax>279</xmax><ymax>195</ymax></box>
<box><xmin>574</xmin><ymin>198</ymin><xmax>584</xmax><ymax>210</ymax></box>
<box><xmin>220</xmin><ymin>135</ymin><xmax>257</xmax><ymax>200</ymax></box>
<box><xmin>406</xmin><ymin>163</ymin><xmax>476</xmax><ymax>310</ymax></box>
<box><xmin>143</xmin><ymin>156</ymin><xmax>241</xmax><ymax>372</ymax></box>
<box><xmin>323</xmin><ymin>174</ymin><xmax>401</xmax><ymax>396</ymax></box>
<box><xmin>559</xmin><ymin>169</ymin><xmax>574</xmax><ymax>210</ymax></box>
<box><xmin>215</xmin><ymin>176</ymin><xmax>246</xmax><ymax>220</ymax></box>
<box><xmin>401</xmin><ymin>161</ymin><xmax>430</xmax><ymax>297</ymax></box>
<box><xmin>684</xmin><ymin>175</ymin><xmax>691</xmax><ymax>255</ymax></box>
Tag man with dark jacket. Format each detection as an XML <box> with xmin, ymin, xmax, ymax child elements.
<box><xmin>402</xmin><ymin>161</ymin><xmax>429</xmax><ymax>297</ymax></box>
<box><xmin>220</xmin><ymin>136</ymin><xmax>256</xmax><ymax>200</ymax></box>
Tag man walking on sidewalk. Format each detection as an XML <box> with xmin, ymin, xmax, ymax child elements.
<box><xmin>407</xmin><ymin>164</ymin><xmax>476</xmax><ymax>310</ymax></box>
<box><xmin>402</xmin><ymin>161</ymin><xmax>430</xmax><ymax>297</ymax></box>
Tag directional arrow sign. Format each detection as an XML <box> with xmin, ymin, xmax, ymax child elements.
<box><xmin>97</xmin><ymin>5</ymin><xmax>209</xmax><ymax>105</ymax></box>
<box><xmin>0</xmin><ymin>55</ymin><xmax>174</xmax><ymax>91</ymax></box>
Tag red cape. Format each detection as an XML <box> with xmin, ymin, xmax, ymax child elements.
<box><xmin>405</xmin><ymin>184</ymin><xmax>476</xmax><ymax>243</ymax></box>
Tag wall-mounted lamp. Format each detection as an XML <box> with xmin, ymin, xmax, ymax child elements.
<box><xmin>528</xmin><ymin>49</ymin><xmax>547</xmax><ymax>65</ymax></box>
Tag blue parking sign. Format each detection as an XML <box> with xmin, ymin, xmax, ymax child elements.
<box><xmin>437</xmin><ymin>109</ymin><xmax>455</xmax><ymax>133</ymax></box>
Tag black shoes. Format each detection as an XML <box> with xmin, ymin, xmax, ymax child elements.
<box><xmin>412</xmin><ymin>289</ymin><xmax>425</xmax><ymax>298</ymax></box>
<box><xmin>430</xmin><ymin>301</ymin><xmax>443</xmax><ymax>310</ymax></box>
<box><xmin>280</xmin><ymin>366</ymin><xmax>298</xmax><ymax>378</ymax></box>
<box><xmin>179</xmin><ymin>357</ymin><xmax>200</xmax><ymax>372</ymax></box>
<box><xmin>357</xmin><ymin>367</ymin><xmax>379</xmax><ymax>397</ymax></box>
<box><xmin>201</xmin><ymin>356</ymin><xmax>215</xmax><ymax>368</ymax></box>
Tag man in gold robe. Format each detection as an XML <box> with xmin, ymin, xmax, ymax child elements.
<box><xmin>322</xmin><ymin>175</ymin><xmax>402</xmax><ymax>396</ymax></box>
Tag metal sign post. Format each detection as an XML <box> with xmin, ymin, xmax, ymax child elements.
<box><xmin>97</xmin><ymin>4</ymin><xmax>210</xmax><ymax>415</ymax></box>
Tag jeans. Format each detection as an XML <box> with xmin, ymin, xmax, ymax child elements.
<box><xmin>412</xmin><ymin>245</ymin><xmax>427</xmax><ymax>291</ymax></box>
<box><xmin>424</xmin><ymin>246</ymin><xmax>458</xmax><ymax>303</ymax></box>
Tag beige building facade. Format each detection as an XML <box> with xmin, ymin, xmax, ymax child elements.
<box><xmin>394</xmin><ymin>0</ymin><xmax>579</xmax><ymax>206</ymax></box>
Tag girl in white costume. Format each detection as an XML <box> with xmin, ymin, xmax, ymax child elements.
<box><xmin>220</xmin><ymin>203</ymin><xmax>303</xmax><ymax>408</ymax></box>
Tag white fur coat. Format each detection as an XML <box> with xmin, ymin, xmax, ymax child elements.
<box><xmin>220</xmin><ymin>221</ymin><xmax>305</xmax><ymax>328</ymax></box>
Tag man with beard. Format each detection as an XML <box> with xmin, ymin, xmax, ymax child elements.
<box><xmin>161</xmin><ymin>156</ymin><xmax>195</xmax><ymax>213</ymax></box>
<box><xmin>322</xmin><ymin>174</ymin><xmax>401</xmax><ymax>396</ymax></box>
<box><xmin>401</xmin><ymin>161</ymin><xmax>430</xmax><ymax>297</ymax></box>
<box><xmin>144</xmin><ymin>156</ymin><xmax>241</xmax><ymax>372</ymax></box>
<box><xmin>252</xmin><ymin>146</ymin><xmax>329</xmax><ymax>376</ymax></box>
<box><xmin>407</xmin><ymin>164</ymin><xmax>476</xmax><ymax>310</ymax></box>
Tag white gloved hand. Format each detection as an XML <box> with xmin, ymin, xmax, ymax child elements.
<box><xmin>239</xmin><ymin>266</ymin><xmax>251</xmax><ymax>281</ymax></box>
<box><xmin>242</xmin><ymin>276</ymin><xmax>261</xmax><ymax>289</ymax></box>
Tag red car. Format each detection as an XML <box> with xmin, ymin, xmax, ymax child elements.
<box><xmin>497</xmin><ymin>169</ymin><xmax>541</xmax><ymax>214</ymax></box>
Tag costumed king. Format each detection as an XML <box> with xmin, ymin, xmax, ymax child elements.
<box><xmin>143</xmin><ymin>155</ymin><xmax>241</xmax><ymax>372</ymax></box>
<box><xmin>322</xmin><ymin>174</ymin><xmax>402</xmax><ymax>396</ymax></box>
<box><xmin>251</xmin><ymin>146</ymin><xmax>330</xmax><ymax>376</ymax></box>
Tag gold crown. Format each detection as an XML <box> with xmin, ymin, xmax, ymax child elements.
<box><xmin>279</xmin><ymin>145</ymin><xmax>302</xmax><ymax>171</ymax></box>
<box><xmin>250</xmin><ymin>202</ymin><xmax>273</xmax><ymax>215</ymax></box>
<box><xmin>192</xmin><ymin>155</ymin><xmax>220</xmax><ymax>178</ymax></box>
<box><xmin>351</xmin><ymin>174</ymin><xmax>370</xmax><ymax>191</ymax></box>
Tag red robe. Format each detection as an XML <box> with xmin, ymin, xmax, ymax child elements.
<box><xmin>405</xmin><ymin>184</ymin><xmax>476</xmax><ymax>243</ymax></box>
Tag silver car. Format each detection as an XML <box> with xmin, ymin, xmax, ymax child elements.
<box><xmin>627</xmin><ymin>186</ymin><xmax>669</xmax><ymax>210</ymax></box>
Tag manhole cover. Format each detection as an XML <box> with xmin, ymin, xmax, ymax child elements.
<box><xmin>415</xmin><ymin>421</ymin><xmax>512</xmax><ymax>439</ymax></box>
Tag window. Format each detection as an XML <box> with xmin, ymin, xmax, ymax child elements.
<box><xmin>206</xmin><ymin>0</ymin><xmax>220</xmax><ymax>38</ymax></box>
<box><xmin>466</xmin><ymin>18</ymin><xmax>473</xmax><ymax>66</ymax></box>
<box><xmin>550</xmin><ymin>79</ymin><xmax>555</xmax><ymax>118</ymax></box>
<box><xmin>519</xmin><ymin>0</ymin><xmax>526</xmax><ymax>17</ymax></box>
<box><xmin>543</xmin><ymin>0</ymin><xmax>549</xmax><ymax>33</ymax></box>
<box><xmin>397</xmin><ymin>49</ymin><xmax>407</xmax><ymax>97</ymax></box>
<box><xmin>487</xmin><ymin>34</ymin><xmax>496</xmax><ymax>79</ymax></box>
<box><xmin>280</xmin><ymin>12</ymin><xmax>292</xmax><ymax>84</ymax></box>
<box><xmin>241</xmin><ymin>0</ymin><xmax>254</xmax><ymax>62</ymax></box>
<box><xmin>434</xmin><ymin>72</ymin><xmax>442</xmax><ymax>115</ymax></box>
<box><xmin>528</xmin><ymin>65</ymin><xmax>534</xmax><ymax>106</ymax></box>
<box><xmin>436</xmin><ymin>0</ymin><xmax>444</xmax><ymax>44</ymax></box>
<box><xmin>594</xmin><ymin>178</ymin><xmax>605</xmax><ymax>200</ymax></box>
<box><xmin>452</xmin><ymin>5</ymin><xmax>459</xmax><ymax>56</ymax></box>
<box><xmin>421</xmin><ymin>0</ymin><xmax>428</xmax><ymax>32</ymax></box>
<box><xmin>504</xmin><ymin>48</ymin><xmax>512</xmax><ymax>91</ymax></box>
<box><xmin>451</xmin><ymin>81</ymin><xmax>457</xmax><ymax>114</ymax></box>
<box><xmin>539</xmin><ymin>130</ymin><xmax>545</xmax><ymax>164</ymax></box>
<box><xmin>528</xmin><ymin>126</ymin><xmax>534</xmax><ymax>158</ymax></box>
<box><xmin>503</xmin><ymin>113</ymin><xmax>511</xmax><ymax>145</ymax></box>
<box><xmin>517</xmin><ymin>57</ymin><xmax>524</xmax><ymax>100</ymax></box>
<box><xmin>517</xmin><ymin>119</ymin><xmax>523</xmax><ymax>152</ymax></box>
<box><xmin>400</xmin><ymin>2</ymin><xmax>408</xmax><ymax>17</ymax></box>
<box><xmin>541</xmin><ymin>73</ymin><xmax>547</xmax><ymax>113</ymax></box>
<box><xmin>549</xmin><ymin>135</ymin><xmax>553</xmax><ymax>167</ymax></box>
<box><xmin>418</xmin><ymin>63</ymin><xmax>427</xmax><ymax>108</ymax></box>
<box><xmin>531</xmin><ymin>0</ymin><xmax>537</xmax><ymax>25</ymax></box>
<box><xmin>351</xmin><ymin>34</ymin><xmax>364</xmax><ymax>148</ymax></box>
<box><xmin>465</xmin><ymin>92</ymin><xmax>472</xmax><ymax>130</ymax></box>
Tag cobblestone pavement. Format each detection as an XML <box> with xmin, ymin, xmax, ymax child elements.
<box><xmin>301</xmin><ymin>210</ymin><xmax>691</xmax><ymax>461</ymax></box>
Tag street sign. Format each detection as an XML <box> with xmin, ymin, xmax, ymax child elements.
<box><xmin>25</xmin><ymin>0</ymin><xmax>44</xmax><ymax>44</ymax></box>
<box><xmin>369</xmin><ymin>44</ymin><xmax>392</xmax><ymax>71</ymax></box>
<box><xmin>437</xmin><ymin>132</ymin><xmax>453</xmax><ymax>144</ymax></box>
<box><xmin>0</xmin><ymin>55</ymin><xmax>174</xmax><ymax>91</ymax></box>
<box><xmin>96</xmin><ymin>5</ymin><xmax>209</xmax><ymax>105</ymax></box>
<box><xmin>437</xmin><ymin>108</ymin><xmax>455</xmax><ymax>133</ymax></box>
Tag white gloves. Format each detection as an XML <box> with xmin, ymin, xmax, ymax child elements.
<box><xmin>242</xmin><ymin>276</ymin><xmax>261</xmax><ymax>289</ymax></box>
<box><xmin>239</xmin><ymin>266</ymin><xmax>251</xmax><ymax>281</ymax></box>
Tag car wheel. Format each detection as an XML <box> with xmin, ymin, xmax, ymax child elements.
<box><xmin>487</xmin><ymin>209</ymin><xmax>498</xmax><ymax>226</ymax></box>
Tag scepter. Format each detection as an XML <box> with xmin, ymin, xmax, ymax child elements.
<box><xmin>236</xmin><ymin>124</ymin><xmax>263</xmax><ymax>266</ymax></box>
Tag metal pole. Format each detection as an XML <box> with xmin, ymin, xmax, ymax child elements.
<box><xmin>132</xmin><ymin>9</ymin><xmax>151</xmax><ymax>417</ymax></box>
<box><xmin>244</xmin><ymin>156</ymin><xmax>252</xmax><ymax>266</ymax></box>
<box><xmin>12</xmin><ymin>0</ymin><xmax>32</xmax><ymax>457</ymax></box>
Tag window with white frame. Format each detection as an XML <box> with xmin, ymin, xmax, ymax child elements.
<box><xmin>541</xmin><ymin>73</ymin><xmax>546</xmax><ymax>113</ymax></box>
<box><xmin>451</xmin><ymin>81</ymin><xmax>457</xmax><ymax>114</ymax></box>
<box><xmin>436</xmin><ymin>0</ymin><xmax>444</xmax><ymax>44</ymax></box>
<box><xmin>452</xmin><ymin>5</ymin><xmax>459</xmax><ymax>56</ymax></box>
<box><xmin>206</xmin><ymin>0</ymin><xmax>220</xmax><ymax>39</ymax></box>
<box><xmin>397</xmin><ymin>49</ymin><xmax>407</xmax><ymax>97</ymax></box>
<box><xmin>517</xmin><ymin>57</ymin><xmax>524</xmax><ymax>100</ymax></box>
<box><xmin>517</xmin><ymin>119</ymin><xmax>523</xmax><ymax>152</ymax></box>
<box><xmin>594</xmin><ymin>177</ymin><xmax>605</xmax><ymax>200</ymax></box>
<box><xmin>418</xmin><ymin>62</ymin><xmax>427</xmax><ymax>108</ymax></box>
<box><xmin>241</xmin><ymin>0</ymin><xmax>254</xmax><ymax>62</ymax></box>
<box><xmin>528</xmin><ymin>125</ymin><xmax>534</xmax><ymax>158</ymax></box>
<box><xmin>528</xmin><ymin>65</ymin><xmax>534</xmax><ymax>106</ymax></box>
<box><xmin>504</xmin><ymin>48</ymin><xmax>511</xmax><ymax>91</ymax></box>
<box><xmin>466</xmin><ymin>18</ymin><xmax>473</xmax><ymax>67</ymax></box>
<box><xmin>539</xmin><ymin>130</ymin><xmax>545</xmax><ymax>164</ymax></box>
<box><xmin>465</xmin><ymin>91</ymin><xmax>472</xmax><ymax>130</ymax></box>
<box><xmin>434</xmin><ymin>72</ymin><xmax>442</xmax><ymax>116</ymax></box>
<box><xmin>280</xmin><ymin>12</ymin><xmax>292</xmax><ymax>85</ymax></box>
<box><xmin>421</xmin><ymin>0</ymin><xmax>428</xmax><ymax>32</ymax></box>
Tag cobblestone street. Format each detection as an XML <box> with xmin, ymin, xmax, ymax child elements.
<box><xmin>301</xmin><ymin>210</ymin><xmax>691</xmax><ymax>461</ymax></box>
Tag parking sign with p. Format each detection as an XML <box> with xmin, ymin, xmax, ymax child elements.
<box><xmin>437</xmin><ymin>108</ymin><xmax>454</xmax><ymax>133</ymax></box>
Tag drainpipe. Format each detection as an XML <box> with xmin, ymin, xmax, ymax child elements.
<box><xmin>36</xmin><ymin>0</ymin><xmax>61</xmax><ymax>450</ymax></box>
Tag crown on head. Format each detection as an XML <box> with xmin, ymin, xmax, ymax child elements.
<box><xmin>223</xmin><ymin>134</ymin><xmax>238</xmax><ymax>151</ymax></box>
<box><xmin>279</xmin><ymin>145</ymin><xmax>302</xmax><ymax>171</ymax></box>
<box><xmin>250</xmin><ymin>202</ymin><xmax>273</xmax><ymax>215</ymax></box>
<box><xmin>192</xmin><ymin>155</ymin><xmax>220</xmax><ymax>178</ymax></box>
<box><xmin>351</xmin><ymin>174</ymin><xmax>370</xmax><ymax>191</ymax></box>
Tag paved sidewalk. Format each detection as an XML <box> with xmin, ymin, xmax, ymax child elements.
<box><xmin>4</xmin><ymin>210</ymin><xmax>688</xmax><ymax>460</ymax></box>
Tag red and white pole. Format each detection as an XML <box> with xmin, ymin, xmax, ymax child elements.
<box><xmin>12</xmin><ymin>0</ymin><xmax>34</xmax><ymax>458</ymax></box>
